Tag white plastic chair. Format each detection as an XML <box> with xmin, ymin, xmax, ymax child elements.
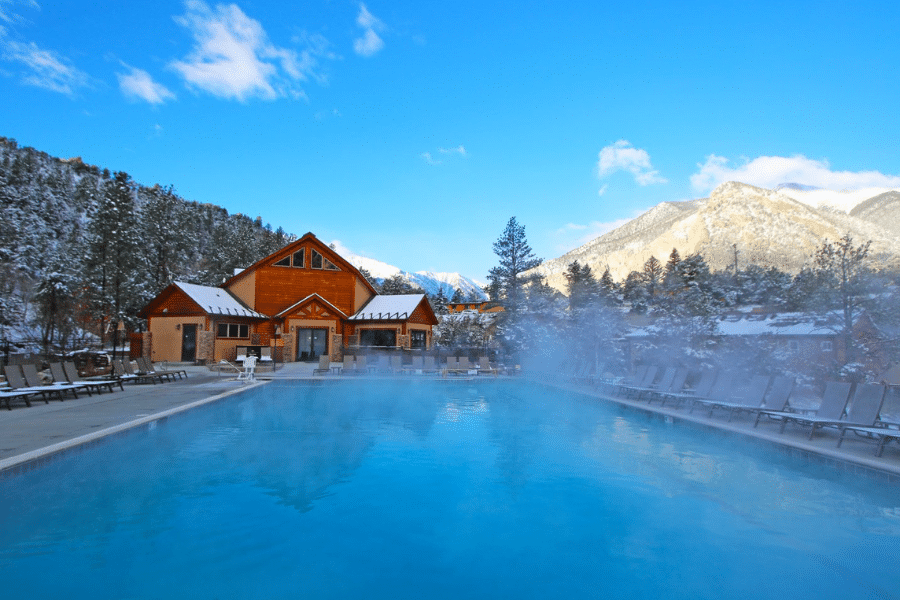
<box><xmin>237</xmin><ymin>356</ymin><xmax>257</xmax><ymax>383</ymax></box>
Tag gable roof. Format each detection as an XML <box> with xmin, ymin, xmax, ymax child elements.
<box><xmin>222</xmin><ymin>231</ymin><xmax>378</xmax><ymax>296</ymax></box>
<box><xmin>275</xmin><ymin>293</ymin><xmax>349</xmax><ymax>319</ymax></box>
<box><xmin>349</xmin><ymin>294</ymin><xmax>429</xmax><ymax>321</ymax></box>
<box><xmin>172</xmin><ymin>281</ymin><xmax>266</xmax><ymax>318</ymax></box>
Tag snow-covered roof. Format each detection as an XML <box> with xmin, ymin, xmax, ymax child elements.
<box><xmin>349</xmin><ymin>294</ymin><xmax>425</xmax><ymax>321</ymax></box>
<box><xmin>174</xmin><ymin>281</ymin><xmax>266</xmax><ymax>318</ymax></box>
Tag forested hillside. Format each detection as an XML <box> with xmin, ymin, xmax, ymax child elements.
<box><xmin>0</xmin><ymin>137</ymin><xmax>296</xmax><ymax>352</ymax></box>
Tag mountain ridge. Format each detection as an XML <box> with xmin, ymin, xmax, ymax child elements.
<box><xmin>529</xmin><ymin>181</ymin><xmax>900</xmax><ymax>293</ymax></box>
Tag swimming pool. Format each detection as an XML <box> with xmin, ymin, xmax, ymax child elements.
<box><xmin>1</xmin><ymin>380</ymin><xmax>898</xmax><ymax>599</ymax></box>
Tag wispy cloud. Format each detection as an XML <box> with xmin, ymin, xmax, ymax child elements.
<box><xmin>117</xmin><ymin>63</ymin><xmax>176</xmax><ymax>104</ymax></box>
<box><xmin>439</xmin><ymin>145</ymin><xmax>467</xmax><ymax>157</ymax></box>
<box><xmin>353</xmin><ymin>3</ymin><xmax>385</xmax><ymax>57</ymax></box>
<box><xmin>422</xmin><ymin>144</ymin><xmax>467</xmax><ymax>165</ymax></box>
<box><xmin>1</xmin><ymin>39</ymin><xmax>90</xmax><ymax>96</ymax></box>
<box><xmin>170</xmin><ymin>1</ymin><xmax>329</xmax><ymax>101</ymax></box>
<box><xmin>421</xmin><ymin>151</ymin><xmax>440</xmax><ymax>165</ymax></box>
<box><xmin>691</xmin><ymin>154</ymin><xmax>900</xmax><ymax>194</ymax></box>
<box><xmin>597</xmin><ymin>140</ymin><xmax>667</xmax><ymax>189</ymax></box>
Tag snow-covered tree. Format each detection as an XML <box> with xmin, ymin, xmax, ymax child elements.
<box><xmin>487</xmin><ymin>217</ymin><xmax>542</xmax><ymax>311</ymax></box>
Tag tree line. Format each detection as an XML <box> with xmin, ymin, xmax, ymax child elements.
<box><xmin>0</xmin><ymin>137</ymin><xmax>295</xmax><ymax>354</ymax></box>
<box><xmin>479</xmin><ymin>217</ymin><xmax>900</xmax><ymax>381</ymax></box>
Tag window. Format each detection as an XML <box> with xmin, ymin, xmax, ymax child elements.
<box><xmin>217</xmin><ymin>323</ymin><xmax>249</xmax><ymax>338</ymax></box>
<box><xmin>274</xmin><ymin>249</ymin><xmax>305</xmax><ymax>268</ymax></box>
<box><xmin>410</xmin><ymin>330</ymin><xmax>427</xmax><ymax>349</ymax></box>
<box><xmin>821</xmin><ymin>340</ymin><xmax>834</xmax><ymax>352</ymax></box>
<box><xmin>360</xmin><ymin>329</ymin><xmax>397</xmax><ymax>347</ymax></box>
<box><xmin>311</xmin><ymin>249</ymin><xmax>339</xmax><ymax>270</ymax></box>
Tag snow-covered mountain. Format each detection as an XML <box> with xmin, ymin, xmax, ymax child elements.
<box><xmin>528</xmin><ymin>181</ymin><xmax>900</xmax><ymax>293</ymax></box>
<box><xmin>333</xmin><ymin>243</ymin><xmax>486</xmax><ymax>299</ymax></box>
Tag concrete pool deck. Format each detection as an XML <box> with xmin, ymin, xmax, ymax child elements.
<box><xmin>1</xmin><ymin>362</ymin><xmax>899</xmax><ymax>480</ymax></box>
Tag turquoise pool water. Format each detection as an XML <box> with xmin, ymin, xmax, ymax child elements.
<box><xmin>1</xmin><ymin>380</ymin><xmax>898</xmax><ymax>599</ymax></box>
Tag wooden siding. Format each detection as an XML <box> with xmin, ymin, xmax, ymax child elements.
<box><xmin>251</xmin><ymin>265</ymin><xmax>362</xmax><ymax>317</ymax></box>
<box><xmin>354</xmin><ymin>277</ymin><xmax>375</xmax><ymax>313</ymax></box>
<box><xmin>148</xmin><ymin>286</ymin><xmax>207</xmax><ymax>317</ymax></box>
<box><xmin>228</xmin><ymin>270</ymin><xmax>256</xmax><ymax>308</ymax></box>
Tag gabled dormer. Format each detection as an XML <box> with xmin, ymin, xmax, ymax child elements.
<box><xmin>223</xmin><ymin>232</ymin><xmax>377</xmax><ymax>318</ymax></box>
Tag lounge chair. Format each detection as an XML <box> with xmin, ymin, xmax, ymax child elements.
<box><xmin>477</xmin><ymin>356</ymin><xmax>498</xmax><ymax>376</ymax></box>
<box><xmin>688</xmin><ymin>373</ymin><xmax>734</xmax><ymax>413</ymax></box>
<box><xmin>457</xmin><ymin>357</ymin><xmax>474</xmax><ymax>375</ymax></box>
<box><xmin>406</xmin><ymin>355</ymin><xmax>425</xmax><ymax>374</ymax></box>
<box><xmin>692</xmin><ymin>375</ymin><xmax>770</xmax><ymax>420</ymax></box>
<box><xmin>374</xmin><ymin>355</ymin><xmax>391</xmax><ymax>374</ymax></box>
<box><xmin>621</xmin><ymin>366</ymin><xmax>659</xmax><ymax>398</ymax></box>
<box><xmin>356</xmin><ymin>354</ymin><xmax>371</xmax><ymax>375</ymax></box>
<box><xmin>631</xmin><ymin>367</ymin><xmax>677</xmax><ymax>400</ymax></box>
<box><xmin>659</xmin><ymin>371</ymin><xmax>716</xmax><ymax>408</ymax></box>
<box><xmin>22</xmin><ymin>363</ymin><xmax>81</xmax><ymax>399</ymax></box>
<box><xmin>64</xmin><ymin>361</ymin><xmax>123</xmax><ymax>392</ymax></box>
<box><xmin>3</xmin><ymin>365</ymin><xmax>63</xmax><ymax>403</ymax></box>
<box><xmin>804</xmin><ymin>383</ymin><xmax>886</xmax><ymax>441</ymax></box>
<box><xmin>390</xmin><ymin>355</ymin><xmax>403</xmax><ymax>373</ymax></box>
<box><xmin>342</xmin><ymin>354</ymin><xmax>356</xmax><ymax>375</ymax></box>
<box><xmin>755</xmin><ymin>381</ymin><xmax>853</xmax><ymax>438</ymax></box>
<box><xmin>444</xmin><ymin>356</ymin><xmax>458</xmax><ymax>376</ymax></box>
<box><xmin>836</xmin><ymin>385</ymin><xmax>899</xmax><ymax>455</ymax></box>
<box><xmin>423</xmin><ymin>356</ymin><xmax>438</xmax><ymax>374</ymax></box>
<box><xmin>137</xmin><ymin>357</ymin><xmax>187</xmax><ymax>380</ymax></box>
<box><xmin>259</xmin><ymin>347</ymin><xmax>273</xmax><ymax>364</ymax></box>
<box><xmin>314</xmin><ymin>354</ymin><xmax>331</xmax><ymax>375</ymax></box>
<box><xmin>615</xmin><ymin>365</ymin><xmax>649</xmax><ymax>393</ymax></box>
<box><xmin>0</xmin><ymin>388</ymin><xmax>36</xmax><ymax>410</ymax></box>
<box><xmin>646</xmin><ymin>368</ymin><xmax>689</xmax><ymax>404</ymax></box>
<box><xmin>112</xmin><ymin>360</ymin><xmax>160</xmax><ymax>384</ymax></box>
<box><xmin>50</xmin><ymin>362</ymin><xmax>99</xmax><ymax>396</ymax></box>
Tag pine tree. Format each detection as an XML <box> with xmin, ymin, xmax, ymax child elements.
<box><xmin>642</xmin><ymin>256</ymin><xmax>663</xmax><ymax>303</ymax></box>
<box><xmin>487</xmin><ymin>217</ymin><xmax>542</xmax><ymax>310</ymax></box>
<box><xmin>565</xmin><ymin>260</ymin><xmax>600</xmax><ymax>311</ymax></box>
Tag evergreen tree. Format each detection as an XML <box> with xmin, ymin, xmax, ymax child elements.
<box><xmin>431</xmin><ymin>287</ymin><xmax>449</xmax><ymax>315</ymax></box>
<box><xmin>642</xmin><ymin>256</ymin><xmax>663</xmax><ymax>303</ymax></box>
<box><xmin>380</xmin><ymin>274</ymin><xmax>423</xmax><ymax>295</ymax></box>
<box><xmin>565</xmin><ymin>260</ymin><xmax>600</xmax><ymax>311</ymax></box>
<box><xmin>487</xmin><ymin>217</ymin><xmax>542</xmax><ymax>310</ymax></box>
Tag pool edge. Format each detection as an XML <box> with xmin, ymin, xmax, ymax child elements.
<box><xmin>0</xmin><ymin>380</ymin><xmax>270</xmax><ymax>474</ymax></box>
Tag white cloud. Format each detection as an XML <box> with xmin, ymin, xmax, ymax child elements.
<box><xmin>0</xmin><ymin>0</ymin><xmax>39</xmax><ymax>28</ymax></box>
<box><xmin>439</xmin><ymin>145</ymin><xmax>467</xmax><ymax>157</ymax></box>
<box><xmin>597</xmin><ymin>140</ymin><xmax>667</xmax><ymax>189</ymax></box>
<box><xmin>117</xmin><ymin>64</ymin><xmax>176</xmax><ymax>104</ymax></box>
<box><xmin>170</xmin><ymin>1</ymin><xmax>329</xmax><ymax>101</ymax></box>
<box><xmin>1</xmin><ymin>39</ymin><xmax>90</xmax><ymax>96</ymax></box>
<box><xmin>421</xmin><ymin>152</ymin><xmax>441</xmax><ymax>165</ymax></box>
<box><xmin>691</xmin><ymin>154</ymin><xmax>900</xmax><ymax>194</ymax></box>
<box><xmin>597</xmin><ymin>184</ymin><xmax>608</xmax><ymax>197</ymax></box>
<box><xmin>353</xmin><ymin>3</ymin><xmax>385</xmax><ymax>57</ymax></box>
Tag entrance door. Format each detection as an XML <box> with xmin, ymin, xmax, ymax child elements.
<box><xmin>181</xmin><ymin>324</ymin><xmax>197</xmax><ymax>362</ymax></box>
<box><xmin>297</xmin><ymin>328</ymin><xmax>328</xmax><ymax>362</ymax></box>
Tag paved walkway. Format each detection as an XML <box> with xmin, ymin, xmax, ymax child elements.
<box><xmin>1</xmin><ymin>363</ymin><xmax>899</xmax><ymax>480</ymax></box>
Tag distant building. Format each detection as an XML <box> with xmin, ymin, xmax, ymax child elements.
<box><xmin>447</xmin><ymin>301</ymin><xmax>504</xmax><ymax>314</ymax></box>
<box><xmin>138</xmin><ymin>233</ymin><xmax>437</xmax><ymax>363</ymax></box>
<box><xmin>625</xmin><ymin>308</ymin><xmax>887</xmax><ymax>375</ymax></box>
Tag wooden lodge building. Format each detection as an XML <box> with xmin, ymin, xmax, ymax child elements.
<box><xmin>138</xmin><ymin>233</ymin><xmax>438</xmax><ymax>363</ymax></box>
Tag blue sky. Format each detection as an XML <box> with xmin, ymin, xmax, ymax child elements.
<box><xmin>2</xmin><ymin>0</ymin><xmax>899</xmax><ymax>282</ymax></box>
